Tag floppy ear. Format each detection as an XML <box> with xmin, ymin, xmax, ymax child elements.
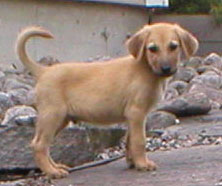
<box><xmin>175</xmin><ymin>25</ymin><xmax>199</xmax><ymax>59</ymax></box>
<box><xmin>126</xmin><ymin>26</ymin><xmax>150</xmax><ymax>62</ymax></box>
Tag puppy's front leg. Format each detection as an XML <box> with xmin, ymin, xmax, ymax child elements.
<box><xmin>126</xmin><ymin>107</ymin><xmax>157</xmax><ymax>171</ymax></box>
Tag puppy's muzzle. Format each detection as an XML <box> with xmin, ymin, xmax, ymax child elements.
<box><xmin>161</xmin><ymin>65</ymin><xmax>171</xmax><ymax>74</ymax></box>
<box><xmin>159</xmin><ymin>65</ymin><xmax>177</xmax><ymax>77</ymax></box>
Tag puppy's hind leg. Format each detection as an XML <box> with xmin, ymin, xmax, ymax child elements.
<box><xmin>48</xmin><ymin>119</ymin><xmax>70</xmax><ymax>171</ymax></box>
<box><xmin>31</xmin><ymin>106</ymin><xmax>69</xmax><ymax>178</ymax></box>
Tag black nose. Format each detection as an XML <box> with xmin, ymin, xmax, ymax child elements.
<box><xmin>161</xmin><ymin>65</ymin><xmax>171</xmax><ymax>74</ymax></box>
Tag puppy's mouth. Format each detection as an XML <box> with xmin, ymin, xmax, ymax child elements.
<box><xmin>154</xmin><ymin>68</ymin><xmax>177</xmax><ymax>77</ymax></box>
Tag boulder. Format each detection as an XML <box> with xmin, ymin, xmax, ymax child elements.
<box><xmin>185</xmin><ymin>56</ymin><xmax>202</xmax><ymax>69</ymax></box>
<box><xmin>0</xmin><ymin>92</ymin><xmax>14</xmax><ymax>118</ymax></box>
<box><xmin>0</xmin><ymin>124</ymin><xmax>125</xmax><ymax>168</ymax></box>
<box><xmin>0</xmin><ymin>70</ymin><xmax>6</xmax><ymax>90</ymax></box>
<box><xmin>157</xmin><ymin>92</ymin><xmax>211</xmax><ymax>117</ymax></box>
<box><xmin>38</xmin><ymin>56</ymin><xmax>60</xmax><ymax>66</ymax></box>
<box><xmin>163</xmin><ymin>87</ymin><xmax>179</xmax><ymax>101</ymax></box>
<box><xmin>146</xmin><ymin>111</ymin><xmax>177</xmax><ymax>130</ymax></box>
<box><xmin>190</xmin><ymin>71</ymin><xmax>222</xmax><ymax>90</ymax></box>
<box><xmin>196</xmin><ymin>65</ymin><xmax>221</xmax><ymax>75</ymax></box>
<box><xmin>202</xmin><ymin>53</ymin><xmax>222</xmax><ymax>70</ymax></box>
<box><xmin>2</xmin><ymin>78</ymin><xmax>32</xmax><ymax>92</ymax></box>
<box><xmin>1</xmin><ymin>105</ymin><xmax>37</xmax><ymax>126</ymax></box>
<box><xmin>168</xmin><ymin>80</ymin><xmax>188</xmax><ymax>95</ymax></box>
<box><xmin>173</xmin><ymin>67</ymin><xmax>197</xmax><ymax>82</ymax></box>
<box><xmin>8</xmin><ymin>88</ymin><xmax>30</xmax><ymax>105</ymax></box>
<box><xmin>188</xmin><ymin>83</ymin><xmax>222</xmax><ymax>106</ymax></box>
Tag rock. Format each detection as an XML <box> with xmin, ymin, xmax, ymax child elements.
<box><xmin>0</xmin><ymin>180</ymin><xmax>25</xmax><ymax>186</ymax></box>
<box><xmin>146</xmin><ymin>111</ymin><xmax>177</xmax><ymax>130</ymax></box>
<box><xmin>8</xmin><ymin>88</ymin><xmax>30</xmax><ymax>105</ymax></box>
<box><xmin>186</xmin><ymin>56</ymin><xmax>202</xmax><ymax>69</ymax></box>
<box><xmin>196</xmin><ymin>65</ymin><xmax>221</xmax><ymax>75</ymax></box>
<box><xmin>26</xmin><ymin>89</ymin><xmax>36</xmax><ymax>105</ymax></box>
<box><xmin>202</xmin><ymin>53</ymin><xmax>222</xmax><ymax>70</ymax></box>
<box><xmin>0</xmin><ymin>124</ymin><xmax>125</xmax><ymax>168</ymax></box>
<box><xmin>188</xmin><ymin>83</ymin><xmax>222</xmax><ymax>105</ymax></box>
<box><xmin>163</xmin><ymin>87</ymin><xmax>179</xmax><ymax>101</ymax></box>
<box><xmin>15</xmin><ymin>115</ymin><xmax>37</xmax><ymax>126</ymax></box>
<box><xmin>2</xmin><ymin>78</ymin><xmax>32</xmax><ymax>92</ymax></box>
<box><xmin>1</xmin><ymin>105</ymin><xmax>37</xmax><ymax>126</ymax></box>
<box><xmin>0</xmin><ymin>92</ymin><xmax>14</xmax><ymax>117</ymax></box>
<box><xmin>173</xmin><ymin>67</ymin><xmax>197</xmax><ymax>82</ymax></box>
<box><xmin>7</xmin><ymin>88</ymin><xmax>35</xmax><ymax>106</ymax></box>
<box><xmin>168</xmin><ymin>81</ymin><xmax>188</xmax><ymax>95</ymax></box>
<box><xmin>0</xmin><ymin>70</ymin><xmax>6</xmax><ymax>90</ymax></box>
<box><xmin>86</xmin><ymin>56</ymin><xmax>111</xmax><ymax>62</ymax></box>
<box><xmin>38</xmin><ymin>56</ymin><xmax>60</xmax><ymax>66</ymax></box>
<box><xmin>157</xmin><ymin>92</ymin><xmax>211</xmax><ymax>117</ymax></box>
<box><xmin>210</xmin><ymin>100</ymin><xmax>221</xmax><ymax>110</ymax></box>
<box><xmin>190</xmin><ymin>71</ymin><xmax>222</xmax><ymax>90</ymax></box>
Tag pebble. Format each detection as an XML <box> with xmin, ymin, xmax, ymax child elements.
<box><xmin>215</xmin><ymin>182</ymin><xmax>222</xmax><ymax>186</ymax></box>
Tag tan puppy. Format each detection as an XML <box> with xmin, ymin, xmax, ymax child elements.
<box><xmin>16</xmin><ymin>23</ymin><xmax>198</xmax><ymax>178</ymax></box>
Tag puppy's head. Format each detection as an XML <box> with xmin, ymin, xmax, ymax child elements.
<box><xmin>127</xmin><ymin>23</ymin><xmax>199</xmax><ymax>77</ymax></box>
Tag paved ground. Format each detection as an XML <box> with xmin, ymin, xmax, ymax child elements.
<box><xmin>2</xmin><ymin>114</ymin><xmax>222</xmax><ymax>186</ymax></box>
<box><xmin>55</xmin><ymin>145</ymin><xmax>222</xmax><ymax>186</ymax></box>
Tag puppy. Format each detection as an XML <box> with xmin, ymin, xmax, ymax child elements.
<box><xmin>16</xmin><ymin>23</ymin><xmax>198</xmax><ymax>178</ymax></box>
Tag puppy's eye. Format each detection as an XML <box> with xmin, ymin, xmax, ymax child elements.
<box><xmin>169</xmin><ymin>41</ymin><xmax>179</xmax><ymax>51</ymax></box>
<box><xmin>147</xmin><ymin>44</ymin><xmax>159</xmax><ymax>53</ymax></box>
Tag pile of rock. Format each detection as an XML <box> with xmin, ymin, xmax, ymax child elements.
<box><xmin>1</xmin><ymin>53</ymin><xmax>222</xmax><ymax>168</ymax></box>
<box><xmin>146</xmin><ymin>53</ymin><xmax>222</xmax><ymax>130</ymax></box>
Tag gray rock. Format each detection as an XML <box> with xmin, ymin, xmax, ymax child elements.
<box><xmin>146</xmin><ymin>111</ymin><xmax>177</xmax><ymax>130</ymax></box>
<box><xmin>191</xmin><ymin>71</ymin><xmax>222</xmax><ymax>89</ymax></box>
<box><xmin>2</xmin><ymin>78</ymin><xmax>32</xmax><ymax>92</ymax></box>
<box><xmin>86</xmin><ymin>56</ymin><xmax>111</xmax><ymax>62</ymax></box>
<box><xmin>26</xmin><ymin>88</ymin><xmax>36</xmax><ymax>105</ymax></box>
<box><xmin>0</xmin><ymin>70</ymin><xmax>6</xmax><ymax>90</ymax></box>
<box><xmin>38</xmin><ymin>56</ymin><xmax>60</xmax><ymax>66</ymax></box>
<box><xmin>188</xmin><ymin>83</ymin><xmax>222</xmax><ymax>105</ymax></box>
<box><xmin>163</xmin><ymin>87</ymin><xmax>179</xmax><ymax>101</ymax></box>
<box><xmin>196</xmin><ymin>65</ymin><xmax>221</xmax><ymax>75</ymax></box>
<box><xmin>186</xmin><ymin>56</ymin><xmax>202</xmax><ymax>69</ymax></box>
<box><xmin>173</xmin><ymin>67</ymin><xmax>197</xmax><ymax>82</ymax></box>
<box><xmin>0</xmin><ymin>92</ymin><xmax>14</xmax><ymax>117</ymax></box>
<box><xmin>1</xmin><ymin>105</ymin><xmax>37</xmax><ymax>126</ymax></box>
<box><xmin>0</xmin><ymin>180</ymin><xmax>25</xmax><ymax>186</ymax></box>
<box><xmin>15</xmin><ymin>115</ymin><xmax>37</xmax><ymax>126</ymax></box>
<box><xmin>157</xmin><ymin>92</ymin><xmax>211</xmax><ymax>117</ymax></box>
<box><xmin>202</xmin><ymin>53</ymin><xmax>222</xmax><ymax>70</ymax></box>
<box><xmin>190</xmin><ymin>71</ymin><xmax>222</xmax><ymax>90</ymax></box>
<box><xmin>210</xmin><ymin>100</ymin><xmax>221</xmax><ymax>110</ymax></box>
<box><xmin>0</xmin><ymin>124</ymin><xmax>125</xmax><ymax>168</ymax></box>
<box><xmin>8</xmin><ymin>88</ymin><xmax>30</xmax><ymax>105</ymax></box>
<box><xmin>168</xmin><ymin>81</ymin><xmax>188</xmax><ymax>95</ymax></box>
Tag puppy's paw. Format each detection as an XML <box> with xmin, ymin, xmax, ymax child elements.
<box><xmin>46</xmin><ymin>168</ymin><xmax>69</xmax><ymax>179</ymax></box>
<box><xmin>135</xmin><ymin>160</ymin><xmax>157</xmax><ymax>171</ymax></box>
<box><xmin>54</xmin><ymin>163</ymin><xmax>70</xmax><ymax>171</ymax></box>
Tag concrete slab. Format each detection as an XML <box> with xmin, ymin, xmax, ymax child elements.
<box><xmin>55</xmin><ymin>145</ymin><xmax>222</xmax><ymax>186</ymax></box>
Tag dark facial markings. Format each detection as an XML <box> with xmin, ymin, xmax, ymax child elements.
<box><xmin>169</xmin><ymin>40</ymin><xmax>179</xmax><ymax>51</ymax></box>
<box><xmin>147</xmin><ymin>40</ymin><xmax>179</xmax><ymax>53</ymax></box>
<box><xmin>147</xmin><ymin>43</ymin><xmax>159</xmax><ymax>53</ymax></box>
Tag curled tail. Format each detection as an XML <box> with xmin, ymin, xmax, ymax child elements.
<box><xmin>16</xmin><ymin>26</ymin><xmax>54</xmax><ymax>77</ymax></box>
